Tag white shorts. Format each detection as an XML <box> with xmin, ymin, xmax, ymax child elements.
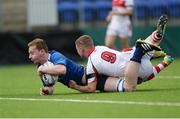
<box><xmin>106</xmin><ymin>20</ymin><xmax>132</xmax><ymax>38</ymax></box>
<box><xmin>121</xmin><ymin>47</ymin><xmax>154</xmax><ymax>80</ymax></box>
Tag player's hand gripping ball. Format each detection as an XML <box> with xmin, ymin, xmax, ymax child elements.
<box><xmin>41</xmin><ymin>61</ymin><xmax>58</xmax><ymax>86</ymax></box>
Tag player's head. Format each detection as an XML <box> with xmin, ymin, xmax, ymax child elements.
<box><xmin>75</xmin><ymin>35</ymin><xmax>94</xmax><ymax>57</ymax></box>
<box><xmin>28</xmin><ymin>38</ymin><xmax>48</xmax><ymax>64</ymax></box>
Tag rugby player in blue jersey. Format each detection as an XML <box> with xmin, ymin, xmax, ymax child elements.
<box><xmin>28</xmin><ymin>38</ymin><xmax>87</xmax><ymax>95</ymax></box>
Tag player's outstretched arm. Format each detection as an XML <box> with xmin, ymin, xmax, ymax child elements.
<box><xmin>37</xmin><ymin>64</ymin><xmax>66</xmax><ymax>76</ymax></box>
<box><xmin>69</xmin><ymin>80</ymin><xmax>97</xmax><ymax>93</ymax></box>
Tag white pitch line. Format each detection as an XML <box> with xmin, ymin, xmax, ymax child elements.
<box><xmin>156</xmin><ymin>76</ymin><xmax>180</xmax><ymax>79</ymax></box>
<box><xmin>0</xmin><ymin>97</ymin><xmax>180</xmax><ymax>107</ymax></box>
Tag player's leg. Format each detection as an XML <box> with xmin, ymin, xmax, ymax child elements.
<box><xmin>120</xmin><ymin>37</ymin><xmax>130</xmax><ymax>49</ymax></box>
<box><xmin>145</xmin><ymin>55</ymin><xmax>174</xmax><ymax>81</ymax></box>
<box><xmin>105</xmin><ymin>35</ymin><xmax>117</xmax><ymax>49</ymax></box>
<box><xmin>137</xmin><ymin>55</ymin><xmax>174</xmax><ymax>84</ymax></box>
<box><xmin>144</xmin><ymin>15</ymin><xmax>168</xmax><ymax>46</ymax></box>
<box><xmin>123</xmin><ymin>61</ymin><xmax>139</xmax><ymax>91</ymax></box>
<box><xmin>120</xmin><ymin>41</ymin><xmax>160</xmax><ymax>91</ymax></box>
<box><xmin>96</xmin><ymin>54</ymin><xmax>172</xmax><ymax>92</ymax></box>
<box><xmin>103</xmin><ymin>77</ymin><xmax>119</xmax><ymax>91</ymax></box>
<box><xmin>105</xmin><ymin>24</ymin><xmax>117</xmax><ymax>49</ymax></box>
<box><xmin>119</xmin><ymin>21</ymin><xmax>132</xmax><ymax>49</ymax></box>
<box><xmin>97</xmin><ymin>75</ymin><xmax>119</xmax><ymax>92</ymax></box>
<box><xmin>97</xmin><ymin>75</ymin><xmax>126</xmax><ymax>92</ymax></box>
<box><xmin>122</xmin><ymin>15</ymin><xmax>168</xmax><ymax>88</ymax></box>
<box><xmin>99</xmin><ymin>55</ymin><xmax>173</xmax><ymax>90</ymax></box>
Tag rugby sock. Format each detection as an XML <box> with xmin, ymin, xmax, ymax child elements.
<box><xmin>117</xmin><ymin>79</ymin><xmax>125</xmax><ymax>92</ymax></box>
<box><xmin>130</xmin><ymin>47</ymin><xmax>144</xmax><ymax>63</ymax></box>
<box><xmin>151</xmin><ymin>31</ymin><xmax>162</xmax><ymax>42</ymax></box>
<box><xmin>148</xmin><ymin>61</ymin><xmax>168</xmax><ymax>80</ymax></box>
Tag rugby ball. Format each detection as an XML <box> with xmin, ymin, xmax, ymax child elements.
<box><xmin>41</xmin><ymin>61</ymin><xmax>58</xmax><ymax>86</ymax></box>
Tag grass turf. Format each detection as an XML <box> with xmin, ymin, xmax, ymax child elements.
<box><xmin>0</xmin><ymin>59</ymin><xmax>180</xmax><ymax>118</ymax></box>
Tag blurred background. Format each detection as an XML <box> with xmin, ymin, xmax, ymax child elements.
<box><xmin>0</xmin><ymin>0</ymin><xmax>180</xmax><ymax>65</ymax></box>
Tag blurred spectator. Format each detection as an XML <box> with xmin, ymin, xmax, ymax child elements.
<box><xmin>105</xmin><ymin>0</ymin><xmax>134</xmax><ymax>50</ymax></box>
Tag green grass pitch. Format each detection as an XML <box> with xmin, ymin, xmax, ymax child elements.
<box><xmin>0</xmin><ymin>59</ymin><xmax>180</xmax><ymax>118</ymax></box>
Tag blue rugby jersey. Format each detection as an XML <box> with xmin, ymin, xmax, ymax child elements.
<box><xmin>48</xmin><ymin>50</ymin><xmax>85</xmax><ymax>87</ymax></box>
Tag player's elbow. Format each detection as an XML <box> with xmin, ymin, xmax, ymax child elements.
<box><xmin>56</xmin><ymin>65</ymin><xmax>66</xmax><ymax>75</ymax></box>
<box><xmin>86</xmin><ymin>86</ymin><xmax>96</xmax><ymax>93</ymax></box>
<box><xmin>60</xmin><ymin>66</ymin><xmax>66</xmax><ymax>75</ymax></box>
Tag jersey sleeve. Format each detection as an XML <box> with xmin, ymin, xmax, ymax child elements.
<box><xmin>86</xmin><ymin>58</ymin><xmax>97</xmax><ymax>83</ymax></box>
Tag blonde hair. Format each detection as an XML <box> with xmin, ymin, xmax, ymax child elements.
<box><xmin>28</xmin><ymin>38</ymin><xmax>48</xmax><ymax>53</ymax></box>
<box><xmin>75</xmin><ymin>35</ymin><xmax>94</xmax><ymax>48</ymax></box>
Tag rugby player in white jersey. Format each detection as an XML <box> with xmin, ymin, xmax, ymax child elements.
<box><xmin>105</xmin><ymin>0</ymin><xmax>134</xmax><ymax>49</ymax></box>
<box><xmin>69</xmin><ymin>15</ymin><xmax>174</xmax><ymax>93</ymax></box>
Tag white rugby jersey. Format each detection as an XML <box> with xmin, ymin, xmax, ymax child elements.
<box><xmin>86</xmin><ymin>46</ymin><xmax>153</xmax><ymax>83</ymax></box>
<box><xmin>112</xmin><ymin>0</ymin><xmax>134</xmax><ymax>21</ymax></box>
<box><xmin>86</xmin><ymin>46</ymin><xmax>132</xmax><ymax>83</ymax></box>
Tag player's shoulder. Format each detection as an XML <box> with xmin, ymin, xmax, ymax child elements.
<box><xmin>95</xmin><ymin>45</ymin><xmax>109</xmax><ymax>50</ymax></box>
<box><xmin>91</xmin><ymin>46</ymin><xmax>111</xmax><ymax>58</ymax></box>
<box><xmin>49</xmin><ymin>50</ymin><xmax>66</xmax><ymax>58</ymax></box>
<box><xmin>49</xmin><ymin>50</ymin><xmax>67</xmax><ymax>62</ymax></box>
<box><xmin>96</xmin><ymin>45</ymin><xmax>115</xmax><ymax>51</ymax></box>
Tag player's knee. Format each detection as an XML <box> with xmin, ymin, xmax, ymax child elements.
<box><xmin>125</xmin><ymin>86</ymin><xmax>136</xmax><ymax>92</ymax></box>
<box><xmin>124</xmin><ymin>83</ymin><xmax>136</xmax><ymax>92</ymax></box>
